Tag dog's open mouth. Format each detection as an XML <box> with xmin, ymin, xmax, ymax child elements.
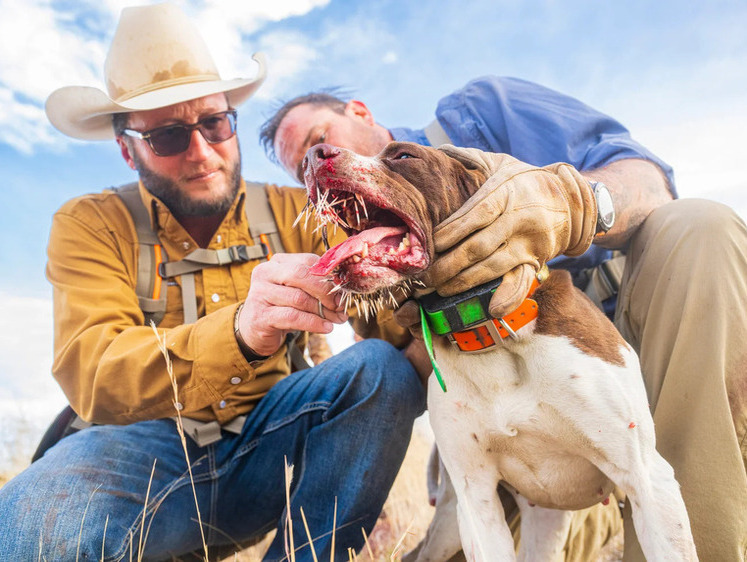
<box><xmin>304</xmin><ymin>182</ymin><xmax>428</xmax><ymax>295</ymax></box>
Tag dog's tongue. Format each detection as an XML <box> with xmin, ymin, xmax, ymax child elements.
<box><xmin>311</xmin><ymin>226</ymin><xmax>408</xmax><ymax>276</ymax></box>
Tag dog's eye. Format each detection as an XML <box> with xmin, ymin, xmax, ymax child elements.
<box><xmin>394</xmin><ymin>152</ymin><xmax>415</xmax><ymax>160</ymax></box>
<box><xmin>319</xmin><ymin>132</ymin><xmax>327</xmax><ymax>143</ymax></box>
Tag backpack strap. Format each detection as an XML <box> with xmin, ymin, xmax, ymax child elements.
<box><xmin>244</xmin><ymin>181</ymin><xmax>285</xmax><ymax>257</ymax></box>
<box><xmin>113</xmin><ymin>181</ymin><xmax>283</xmax><ymax>326</ymax></box>
<box><xmin>424</xmin><ymin>118</ymin><xmax>452</xmax><ymax>147</ymax></box>
<box><xmin>113</xmin><ymin>181</ymin><xmax>309</xmax><ymax>369</ymax></box>
<box><xmin>243</xmin><ymin>182</ymin><xmax>311</xmax><ymax>372</ymax></box>
<box><xmin>113</xmin><ymin>182</ymin><xmax>168</xmax><ymax>326</ymax></box>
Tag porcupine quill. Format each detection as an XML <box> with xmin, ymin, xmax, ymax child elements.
<box><xmin>305</xmin><ymin>187</ymin><xmax>417</xmax><ymax>320</ymax></box>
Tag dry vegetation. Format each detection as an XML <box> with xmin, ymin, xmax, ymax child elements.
<box><xmin>235</xmin><ymin>424</ymin><xmax>436</xmax><ymax>561</ymax></box>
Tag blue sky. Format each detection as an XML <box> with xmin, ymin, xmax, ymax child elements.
<box><xmin>1</xmin><ymin>0</ymin><xmax>746</xmax><ymax>460</ymax></box>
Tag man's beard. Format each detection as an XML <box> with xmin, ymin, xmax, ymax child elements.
<box><xmin>133</xmin><ymin>151</ymin><xmax>242</xmax><ymax>218</ymax></box>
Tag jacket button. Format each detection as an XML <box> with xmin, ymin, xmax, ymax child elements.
<box><xmin>230</xmin><ymin>376</ymin><xmax>241</xmax><ymax>385</ymax></box>
<box><xmin>211</xmin><ymin>293</ymin><xmax>220</xmax><ymax>303</ymax></box>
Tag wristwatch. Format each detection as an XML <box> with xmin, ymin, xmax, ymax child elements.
<box><xmin>591</xmin><ymin>181</ymin><xmax>615</xmax><ymax>234</ymax></box>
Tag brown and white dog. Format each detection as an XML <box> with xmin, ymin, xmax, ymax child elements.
<box><xmin>300</xmin><ymin>141</ymin><xmax>697</xmax><ymax>561</ymax></box>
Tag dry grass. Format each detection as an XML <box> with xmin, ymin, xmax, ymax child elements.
<box><xmin>235</xmin><ymin>422</ymin><xmax>436</xmax><ymax>561</ymax></box>
<box><xmin>0</xmin><ymin>413</ymin><xmax>40</xmax><ymax>488</ymax></box>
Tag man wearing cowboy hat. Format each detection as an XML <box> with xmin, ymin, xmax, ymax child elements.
<box><xmin>0</xmin><ymin>4</ymin><xmax>424</xmax><ymax>560</ymax></box>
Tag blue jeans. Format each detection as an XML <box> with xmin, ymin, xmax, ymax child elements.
<box><xmin>0</xmin><ymin>339</ymin><xmax>425</xmax><ymax>561</ymax></box>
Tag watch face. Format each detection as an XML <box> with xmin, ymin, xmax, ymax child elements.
<box><xmin>594</xmin><ymin>183</ymin><xmax>615</xmax><ymax>232</ymax></box>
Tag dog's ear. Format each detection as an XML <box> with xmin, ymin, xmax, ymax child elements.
<box><xmin>459</xmin><ymin>164</ymin><xmax>489</xmax><ymax>197</ymax></box>
<box><xmin>438</xmin><ymin>144</ymin><xmax>490</xmax><ymax>196</ymax></box>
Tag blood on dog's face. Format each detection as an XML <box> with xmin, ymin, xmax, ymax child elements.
<box><xmin>303</xmin><ymin>141</ymin><xmax>486</xmax><ymax>295</ymax></box>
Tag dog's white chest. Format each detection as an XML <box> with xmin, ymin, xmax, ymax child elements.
<box><xmin>427</xmin><ymin>332</ymin><xmax>644</xmax><ymax>510</ymax></box>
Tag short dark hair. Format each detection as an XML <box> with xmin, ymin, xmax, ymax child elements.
<box><xmin>111</xmin><ymin>112</ymin><xmax>130</xmax><ymax>137</ymax></box>
<box><xmin>259</xmin><ymin>90</ymin><xmax>348</xmax><ymax>164</ymax></box>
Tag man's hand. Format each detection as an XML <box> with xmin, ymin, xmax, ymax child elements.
<box><xmin>237</xmin><ymin>253</ymin><xmax>348</xmax><ymax>357</ymax></box>
<box><xmin>423</xmin><ymin>147</ymin><xmax>597</xmax><ymax>318</ymax></box>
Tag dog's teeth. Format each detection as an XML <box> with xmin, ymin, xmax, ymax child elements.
<box><xmin>388</xmin><ymin>247</ymin><xmax>396</xmax><ymax>255</ymax></box>
<box><xmin>353</xmin><ymin>255</ymin><xmax>361</xmax><ymax>263</ymax></box>
<box><xmin>361</xmin><ymin>243</ymin><xmax>369</xmax><ymax>259</ymax></box>
<box><xmin>398</xmin><ymin>241</ymin><xmax>406</xmax><ymax>252</ymax></box>
<box><xmin>403</xmin><ymin>234</ymin><xmax>411</xmax><ymax>247</ymax></box>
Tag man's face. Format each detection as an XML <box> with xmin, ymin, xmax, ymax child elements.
<box><xmin>118</xmin><ymin>93</ymin><xmax>241</xmax><ymax>217</ymax></box>
<box><xmin>275</xmin><ymin>102</ymin><xmax>389</xmax><ymax>183</ymax></box>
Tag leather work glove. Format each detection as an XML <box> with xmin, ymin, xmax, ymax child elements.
<box><xmin>423</xmin><ymin>146</ymin><xmax>598</xmax><ymax>319</ymax></box>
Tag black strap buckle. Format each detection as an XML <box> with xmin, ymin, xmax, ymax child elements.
<box><xmin>228</xmin><ymin>245</ymin><xmax>251</xmax><ymax>262</ymax></box>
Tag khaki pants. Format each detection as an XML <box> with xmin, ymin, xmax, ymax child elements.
<box><xmin>614</xmin><ymin>199</ymin><xmax>747</xmax><ymax>561</ymax></box>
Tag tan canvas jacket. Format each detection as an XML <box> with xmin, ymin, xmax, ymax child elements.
<box><xmin>46</xmin><ymin>180</ymin><xmax>408</xmax><ymax>426</ymax></box>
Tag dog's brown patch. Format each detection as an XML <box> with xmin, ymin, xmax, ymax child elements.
<box><xmin>534</xmin><ymin>270</ymin><xmax>627</xmax><ymax>367</ymax></box>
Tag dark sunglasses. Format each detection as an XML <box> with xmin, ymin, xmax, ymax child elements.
<box><xmin>122</xmin><ymin>110</ymin><xmax>238</xmax><ymax>157</ymax></box>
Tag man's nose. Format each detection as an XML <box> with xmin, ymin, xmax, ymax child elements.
<box><xmin>184</xmin><ymin>128</ymin><xmax>214</xmax><ymax>161</ymax></box>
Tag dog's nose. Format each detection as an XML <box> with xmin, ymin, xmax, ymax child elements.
<box><xmin>308</xmin><ymin>143</ymin><xmax>341</xmax><ymax>165</ymax></box>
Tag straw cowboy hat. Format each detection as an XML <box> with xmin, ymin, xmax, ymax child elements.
<box><xmin>46</xmin><ymin>2</ymin><xmax>267</xmax><ymax>140</ymax></box>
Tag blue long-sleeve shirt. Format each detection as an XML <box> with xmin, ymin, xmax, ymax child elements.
<box><xmin>389</xmin><ymin>75</ymin><xmax>675</xmax><ymax>283</ymax></box>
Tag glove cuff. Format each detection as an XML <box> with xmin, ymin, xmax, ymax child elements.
<box><xmin>553</xmin><ymin>164</ymin><xmax>597</xmax><ymax>256</ymax></box>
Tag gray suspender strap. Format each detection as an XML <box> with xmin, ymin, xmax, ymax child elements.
<box><xmin>242</xmin><ymin>182</ymin><xmax>310</xmax><ymax>371</ymax></box>
<box><xmin>180</xmin><ymin>274</ymin><xmax>198</xmax><ymax>324</ymax></box>
<box><xmin>177</xmin><ymin>415</ymin><xmax>248</xmax><ymax>447</ymax></box>
<box><xmin>244</xmin><ymin>181</ymin><xmax>285</xmax><ymax>256</ymax></box>
<box><xmin>160</xmin><ymin>246</ymin><xmax>268</xmax><ymax>277</ymax></box>
<box><xmin>584</xmin><ymin>254</ymin><xmax>627</xmax><ymax>310</ymax></box>
<box><xmin>157</xmin><ymin>182</ymin><xmax>276</xmax><ymax>324</ymax></box>
<box><xmin>114</xmin><ymin>182</ymin><xmax>169</xmax><ymax>326</ymax></box>
<box><xmin>424</xmin><ymin>118</ymin><xmax>452</xmax><ymax>147</ymax></box>
<box><xmin>163</xmin><ymin>244</ymin><xmax>269</xmax><ymax>325</ymax></box>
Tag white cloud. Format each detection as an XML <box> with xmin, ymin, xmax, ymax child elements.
<box><xmin>0</xmin><ymin>0</ymin><xmax>108</xmax><ymax>152</ymax></box>
<box><xmin>0</xmin><ymin>292</ymin><xmax>58</xmax><ymax>397</ymax></box>
<box><xmin>630</xmin><ymin>106</ymin><xmax>747</xmax><ymax>221</ymax></box>
<box><xmin>253</xmin><ymin>32</ymin><xmax>320</xmax><ymax>98</ymax></box>
<box><xmin>382</xmin><ymin>51</ymin><xmax>398</xmax><ymax>64</ymax></box>
<box><xmin>0</xmin><ymin>291</ymin><xmax>66</xmax><ymax>471</ymax></box>
<box><xmin>0</xmin><ymin>87</ymin><xmax>60</xmax><ymax>154</ymax></box>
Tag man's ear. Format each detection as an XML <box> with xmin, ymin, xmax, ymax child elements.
<box><xmin>116</xmin><ymin>137</ymin><xmax>137</xmax><ymax>170</ymax></box>
<box><xmin>345</xmin><ymin>100</ymin><xmax>375</xmax><ymax>126</ymax></box>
